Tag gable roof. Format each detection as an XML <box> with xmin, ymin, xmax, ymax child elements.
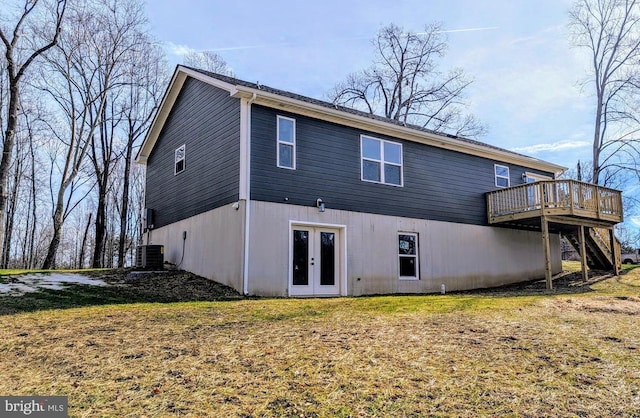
<box><xmin>137</xmin><ymin>65</ymin><xmax>566</xmax><ymax>175</ymax></box>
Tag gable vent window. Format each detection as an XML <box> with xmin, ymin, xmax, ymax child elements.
<box><xmin>361</xmin><ymin>135</ymin><xmax>403</xmax><ymax>186</ymax></box>
<box><xmin>495</xmin><ymin>164</ymin><xmax>510</xmax><ymax>188</ymax></box>
<box><xmin>277</xmin><ymin>116</ymin><xmax>296</xmax><ymax>169</ymax></box>
<box><xmin>175</xmin><ymin>144</ymin><xmax>185</xmax><ymax>175</ymax></box>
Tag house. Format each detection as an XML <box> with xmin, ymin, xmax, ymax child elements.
<box><xmin>136</xmin><ymin>65</ymin><xmax>624</xmax><ymax>297</ymax></box>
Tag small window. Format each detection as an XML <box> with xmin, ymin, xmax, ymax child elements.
<box><xmin>361</xmin><ymin>136</ymin><xmax>403</xmax><ymax>186</ymax></box>
<box><xmin>495</xmin><ymin>164</ymin><xmax>510</xmax><ymax>187</ymax></box>
<box><xmin>175</xmin><ymin>144</ymin><xmax>185</xmax><ymax>175</ymax></box>
<box><xmin>277</xmin><ymin>116</ymin><xmax>296</xmax><ymax>169</ymax></box>
<box><xmin>398</xmin><ymin>233</ymin><xmax>419</xmax><ymax>280</ymax></box>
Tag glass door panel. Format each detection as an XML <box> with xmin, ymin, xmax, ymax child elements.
<box><xmin>292</xmin><ymin>229</ymin><xmax>309</xmax><ymax>286</ymax></box>
<box><xmin>319</xmin><ymin>232</ymin><xmax>335</xmax><ymax>286</ymax></box>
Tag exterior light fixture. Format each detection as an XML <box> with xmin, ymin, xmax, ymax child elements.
<box><xmin>316</xmin><ymin>198</ymin><xmax>325</xmax><ymax>212</ymax></box>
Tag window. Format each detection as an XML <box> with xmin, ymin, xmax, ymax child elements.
<box><xmin>398</xmin><ymin>233</ymin><xmax>419</xmax><ymax>280</ymax></box>
<box><xmin>277</xmin><ymin>116</ymin><xmax>296</xmax><ymax>169</ymax></box>
<box><xmin>495</xmin><ymin>164</ymin><xmax>510</xmax><ymax>188</ymax></box>
<box><xmin>174</xmin><ymin>144</ymin><xmax>185</xmax><ymax>175</ymax></box>
<box><xmin>361</xmin><ymin>136</ymin><xmax>403</xmax><ymax>186</ymax></box>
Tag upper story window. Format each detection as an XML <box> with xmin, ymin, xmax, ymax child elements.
<box><xmin>277</xmin><ymin>116</ymin><xmax>296</xmax><ymax>169</ymax></box>
<box><xmin>495</xmin><ymin>164</ymin><xmax>510</xmax><ymax>188</ymax></box>
<box><xmin>174</xmin><ymin>144</ymin><xmax>185</xmax><ymax>175</ymax></box>
<box><xmin>361</xmin><ymin>135</ymin><xmax>403</xmax><ymax>186</ymax></box>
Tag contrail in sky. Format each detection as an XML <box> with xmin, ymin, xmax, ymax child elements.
<box><xmin>198</xmin><ymin>26</ymin><xmax>499</xmax><ymax>53</ymax></box>
<box><xmin>434</xmin><ymin>26</ymin><xmax>499</xmax><ymax>34</ymax></box>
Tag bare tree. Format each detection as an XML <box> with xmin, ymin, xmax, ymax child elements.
<box><xmin>0</xmin><ymin>0</ymin><xmax>67</xmax><ymax>262</ymax></box>
<box><xmin>40</xmin><ymin>0</ymin><xmax>135</xmax><ymax>268</ymax></box>
<box><xmin>85</xmin><ymin>0</ymin><xmax>160</xmax><ymax>268</ymax></box>
<box><xmin>87</xmin><ymin>1</ymin><xmax>128</xmax><ymax>268</ymax></box>
<box><xmin>2</xmin><ymin>93</ymin><xmax>50</xmax><ymax>269</ymax></box>
<box><xmin>184</xmin><ymin>50</ymin><xmax>233</xmax><ymax>75</ymax></box>
<box><xmin>2</xmin><ymin>134</ymin><xmax>23</xmax><ymax>267</ymax></box>
<box><xmin>569</xmin><ymin>0</ymin><xmax>640</xmax><ymax>186</ymax></box>
<box><xmin>24</xmin><ymin>108</ymin><xmax>40</xmax><ymax>268</ymax></box>
<box><xmin>0</xmin><ymin>55</ymin><xmax>6</xmax><ymax>147</ymax></box>
<box><xmin>117</xmin><ymin>43</ymin><xmax>167</xmax><ymax>267</ymax></box>
<box><xmin>329</xmin><ymin>23</ymin><xmax>485</xmax><ymax>138</ymax></box>
<box><xmin>90</xmin><ymin>96</ymin><xmax>120</xmax><ymax>268</ymax></box>
<box><xmin>77</xmin><ymin>212</ymin><xmax>92</xmax><ymax>268</ymax></box>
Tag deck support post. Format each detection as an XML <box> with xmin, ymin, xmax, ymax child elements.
<box><xmin>610</xmin><ymin>229</ymin><xmax>620</xmax><ymax>276</ymax></box>
<box><xmin>578</xmin><ymin>225</ymin><xmax>588</xmax><ymax>281</ymax></box>
<box><xmin>541</xmin><ymin>215</ymin><xmax>553</xmax><ymax>290</ymax></box>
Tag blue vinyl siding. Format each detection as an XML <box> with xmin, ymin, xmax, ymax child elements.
<box><xmin>145</xmin><ymin>78</ymin><xmax>240</xmax><ymax>228</ymax></box>
<box><xmin>250</xmin><ymin>105</ymin><xmax>553</xmax><ymax>226</ymax></box>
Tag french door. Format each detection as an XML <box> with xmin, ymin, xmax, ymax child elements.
<box><xmin>290</xmin><ymin>226</ymin><xmax>340</xmax><ymax>296</ymax></box>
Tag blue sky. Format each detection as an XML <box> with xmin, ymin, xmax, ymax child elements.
<box><xmin>146</xmin><ymin>0</ymin><xmax>591</xmax><ymax>171</ymax></box>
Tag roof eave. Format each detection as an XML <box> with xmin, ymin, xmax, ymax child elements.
<box><xmin>135</xmin><ymin>66</ymin><xmax>239</xmax><ymax>165</ymax></box>
<box><xmin>232</xmin><ymin>85</ymin><xmax>567</xmax><ymax>176</ymax></box>
<box><xmin>137</xmin><ymin>66</ymin><xmax>566</xmax><ymax>176</ymax></box>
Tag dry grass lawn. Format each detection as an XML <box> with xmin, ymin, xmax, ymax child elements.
<box><xmin>1</xmin><ymin>267</ymin><xmax>639</xmax><ymax>417</ymax></box>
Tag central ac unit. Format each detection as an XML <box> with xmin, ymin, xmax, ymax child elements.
<box><xmin>136</xmin><ymin>245</ymin><xmax>164</xmax><ymax>269</ymax></box>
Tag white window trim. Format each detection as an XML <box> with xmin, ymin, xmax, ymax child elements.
<box><xmin>174</xmin><ymin>144</ymin><xmax>185</xmax><ymax>175</ymax></box>
<box><xmin>360</xmin><ymin>135</ymin><xmax>403</xmax><ymax>187</ymax></box>
<box><xmin>398</xmin><ymin>232</ymin><xmax>419</xmax><ymax>280</ymax></box>
<box><xmin>277</xmin><ymin>115</ymin><xmax>296</xmax><ymax>170</ymax></box>
<box><xmin>494</xmin><ymin>164</ymin><xmax>510</xmax><ymax>188</ymax></box>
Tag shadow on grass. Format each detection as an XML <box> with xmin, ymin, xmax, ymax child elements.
<box><xmin>0</xmin><ymin>269</ymin><xmax>241</xmax><ymax>316</ymax></box>
<box><xmin>464</xmin><ymin>268</ymin><xmax>639</xmax><ymax>298</ymax></box>
<box><xmin>2</xmin><ymin>267</ymin><xmax>636</xmax><ymax>316</ymax></box>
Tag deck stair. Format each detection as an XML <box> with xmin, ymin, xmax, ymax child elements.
<box><xmin>563</xmin><ymin>227</ymin><xmax>618</xmax><ymax>270</ymax></box>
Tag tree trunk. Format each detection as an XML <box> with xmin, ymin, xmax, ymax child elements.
<box><xmin>2</xmin><ymin>197</ymin><xmax>13</xmax><ymax>268</ymax></box>
<box><xmin>91</xmin><ymin>106</ymin><xmax>112</xmax><ymax>269</ymax></box>
<box><xmin>42</xmin><ymin>200</ymin><xmax>65</xmax><ymax>269</ymax></box>
<box><xmin>118</xmin><ymin>136</ymin><xmax>134</xmax><ymax>268</ymax></box>
<box><xmin>21</xmin><ymin>193</ymin><xmax>31</xmax><ymax>268</ymax></box>
<box><xmin>2</xmin><ymin>156</ymin><xmax>21</xmax><ymax>268</ymax></box>
<box><xmin>92</xmin><ymin>171</ymin><xmax>107</xmax><ymax>268</ymax></box>
<box><xmin>105</xmin><ymin>226</ymin><xmax>114</xmax><ymax>268</ymax></box>
<box><xmin>28</xmin><ymin>135</ymin><xmax>37</xmax><ymax>269</ymax></box>
<box><xmin>592</xmin><ymin>89</ymin><xmax>604</xmax><ymax>185</ymax></box>
<box><xmin>79</xmin><ymin>212</ymin><xmax>92</xmax><ymax>269</ymax></box>
<box><xmin>0</xmin><ymin>83</ymin><xmax>20</xmax><ymax>261</ymax></box>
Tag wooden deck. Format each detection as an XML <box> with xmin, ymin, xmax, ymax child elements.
<box><xmin>486</xmin><ymin>180</ymin><xmax>623</xmax><ymax>226</ymax></box>
<box><xmin>487</xmin><ymin>180</ymin><xmax>623</xmax><ymax>290</ymax></box>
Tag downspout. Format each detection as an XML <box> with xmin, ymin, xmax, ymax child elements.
<box><xmin>140</xmin><ymin>165</ymin><xmax>150</xmax><ymax>246</ymax></box>
<box><xmin>242</xmin><ymin>93</ymin><xmax>257</xmax><ymax>295</ymax></box>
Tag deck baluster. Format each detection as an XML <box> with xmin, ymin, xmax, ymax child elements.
<box><xmin>486</xmin><ymin>180</ymin><xmax>622</xmax><ymax>224</ymax></box>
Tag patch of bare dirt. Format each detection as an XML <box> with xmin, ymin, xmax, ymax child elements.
<box><xmin>549</xmin><ymin>295</ymin><xmax>640</xmax><ymax>316</ymax></box>
<box><xmin>467</xmin><ymin>270</ymin><xmax>615</xmax><ymax>297</ymax></box>
<box><xmin>86</xmin><ymin>268</ymin><xmax>618</xmax><ymax>300</ymax></box>
<box><xmin>82</xmin><ymin>268</ymin><xmax>241</xmax><ymax>302</ymax></box>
